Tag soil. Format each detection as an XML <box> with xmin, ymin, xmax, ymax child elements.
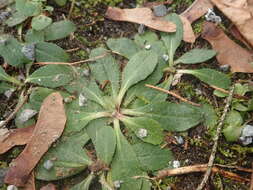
<box><xmin>0</xmin><ymin>0</ymin><xmax>253</xmax><ymax>190</ymax></box>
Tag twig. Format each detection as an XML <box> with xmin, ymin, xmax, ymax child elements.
<box><xmin>154</xmin><ymin>164</ymin><xmax>250</xmax><ymax>183</ymax></box>
<box><xmin>68</xmin><ymin>0</ymin><xmax>76</xmax><ymax>20</ymax></box>
<box><xmin>209</xmin><ymin>85</ymin><xmax>248</xmax><ymax>100</ymax></box>
<box><xmin>214</xmin><ymin>164</ymin><xmax>253</xmax><ymax>173</ymax></box>
<box><xmin>35</xmin><ymin>53</ymin><xmax>108</xmax><ymax>66</ymax></box>
<box><xmin>145</xmin><ymin>84</ymin><xmax>201</xmax><ymax>107</ymax></box>
<box><xmin>250</xmin><ymin>162</ymin><xmax>253</xmax><ymax>190</ymax></box>
<box><xmin>196</xmin><ymin>85</ymin><xmax>235</xmax><ymax>190</ymax></box>
<box><xmin>66</xmin><ymin>47</ymin><xmax>80</xmax><ymax>52</ymax></box>
<box><xmin>0</xmin><ymin>88</ymin><xmax>31</xmax><ymax>129</ymax></box>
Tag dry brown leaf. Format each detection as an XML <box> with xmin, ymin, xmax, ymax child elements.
<box><xmin>143</xmin><ymin>0</ymin><xmax>172</xmax><ymax>8</ymax></box>
<box><xmin>4</xmin><ymin>92</ymin><xmax>66</xmax><ymax>186</ymax></box>
<box><xmin>211</xmin><ymin>0</ymin><xmax>253</xmax><ymax>47</ymax></box>
<box><xmin>202</xmin><ymin>22</ymin><xmax>253</xmax><ymax>73</ymax></box>
<box><xmin>0</xmin><ymin>125</ymin><xmax>35</xmax><ymax>155</ymax></box>
<box><xmin>40</xmin><ymin>183</ymin><xmax>57</xmax><ymax>190</ymax></box>
<box><xmin>230</xmin><ymin>25</ymin><xmax>253</xmax><ymax>50</ymax></box>
<box><xmin>181</xmin><ymin>0</ymin><xmax>213</xmax><ymax>23</ymax></box>
<box><xmin>105</xmin><ymin>7</ymin><xmax>176</xmax><ymax>33</ymax></box>
<box><xmin>179</xmin><ymin>15</ymin><xmax>196</xmax><ymax>43</ymax></box>
<box><xmin>21</xmin><ymin>172</ymin><xmax>36</xmax><ymax>190</ymax></box>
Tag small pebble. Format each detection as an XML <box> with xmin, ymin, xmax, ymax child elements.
<box><xmin>205</xmin><ymin>8</ymin><xmax>222</xmax><ymax>23</ymax></box>
<box><xmin>162</xmin><ymin>54</ymin><xmax>169</xmax><ymax>61</ymax></box>
<box><xmin>7</xmin><ymin>185</ymin><xmax>18</xmax><ymax>190</ymax></box>
<box><xmin>219</xmin><ymin>64</ymin><xmax>230</xmax><ymax>72</ymax></box>
<box><xmin>145</xmin><ymin>44</ymin><xmax>151</xmax><ymax>50</ymax></box>
<box><xmin>239</xmin><ymin>125</ymin><xmax>253</xmax><ymax>145</ymax></box>
<box><xmin>175</xmin><ymin>136</ymin><xmax>184</xmax><ymax>145</ymax></box>
<box><xmin>17</xmin><ymin>109</ymin><xmax>37</xmax><ymax>123</ymax></box>
<box><xmin>153</xmin><ymin>5</ymin><xmax>167</xmax><ymax>17</ymax></box>
<box><xmin>172</xmin><ymin>160</ymin><xmax>180</xmax><ymax>168</ymax></box>
<box><xmin>4</xmin><ymin>88</ymin><xmax>15</xmax><ymax>99</ymax></box>
<box><xmin>43</xmin><ymin>160</ymin><xmax>54</xmax><ymax>170</ymax></box>
<box><xmin>137</xmin><ymin>128</ymin><xmax>148</xmax><ymax>138</ymax></box>
<box><xmin>79</xmin><ymin>93</ymin><xmax>87</xmax><ymax>107</ymax></box>
<box><xmin>113</xmin><ymin>180</ymin><xmax>123</xmax><ymax>188</ymax></box>
<box><xmin>21</xmin><ymin>43</ymin><xmax>35</xmax><ymax>61</ymax></box>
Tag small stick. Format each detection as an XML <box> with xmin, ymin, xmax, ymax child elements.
<box><xmin>35</xmin><ymin>53</ymin><xmax>108</xmax><ymax>66</ymax></box>
<box><xmin>196</xmin><ymin>85</ymin><xmax>235</xmax><ymax>190</ymax></box>
<box><xmin>250</xmin><ymin>162</ymin><xmax>253</xmax><ymax>190</ymax></box>
<box><xmin>145</xmin><ymin>84</ymin><xmax>201</xmax><ymax>107</ymax></box>
<box><xmin>66</xmin><ymin>47</ymin><xmax>80</xmax><ymax>52</ymax></box>
<box><xmin>210</xmin><ymin>85</ymin><xmax>248</xmax><ymax>100</ymax></box>
<box><xmin>154</xmin><ymin>164</ymin><xmax>250</xmax><ymax>183</ymax></box>
<box><xmin>68</xmin><ymin>0</ymin><xmax>76</xmax><ymax>19</ymax></box>
<box><xmin>0</xmin><ymin>88</ymin><xmax>31</xmax><ymax>129</ymax></box>
<box><xmin>214</xmin><ymin>164</ymin><xmax>253</xmax><ymax>173</ymax></box>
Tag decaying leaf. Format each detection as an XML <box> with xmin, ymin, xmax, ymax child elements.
<box><xmin>230</xmin><ymin>25</ymin><xmax>252</xmax><ymax>50</ymax></box>
<box><xmin>179</xmin><ymin>15</ymin><xmax>196</xmax><ymax>43</ymax></box>
<box><xmin>4</xmin><ymin>92</ymin><xmax>66</xmax><ymax>186</ymax></box>
<box><xmin>105</xmin><ymin>7</ymin><xmax>176</xmax><ymax>33</ymax></box>
<box><xmin>211</xmin><ymin>0</ymin><xmax>253</xmax><ymax>47</ymax></box>
<box><xmin>181</xmin><ymin>0</ymin><xmax>213</xmax><ymax>23</ymax></box>
<box><xmin>202</xmin><ymin>22</ymin><xmax>253</xmax><ymax>73</ymax></box>
<box><xmin>0</xmin><ymin>125</ymin><xmax>35</xmax><ymax>154</ymax></box>
<box><xmin>21</xmin><ymin>172</ymin><xmax>36</xmax><ymax>190</ymax></box>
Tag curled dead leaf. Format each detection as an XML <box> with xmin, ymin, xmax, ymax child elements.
<box><xmin>211</xmin><ymin>0</ymin><xmax>253</xmax><ymax>47</ymax></box>
<box><xmin>105</xmin><ymin>7</ymin><xmax>176</xmax><ymax>33</ymax></box>
<box><xmin>179</xmin><ymin>15</ymin><xmax>196</xmax><ymax>43</ymax></box>
<box><xmin>4</xmin><ymin>92</ymin><xmax>66</xmax><ymax>186</ymax></box>
<box><xmin>202</xmin><ymin>22</ymin><xmax>253</xmax><ymax>73</ymax></box>
<box><xmin>0</xmin><ymin>125</ymin><xmax>35</xmax><ymax>155</ymax></box>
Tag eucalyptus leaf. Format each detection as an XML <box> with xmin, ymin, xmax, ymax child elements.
<box><xmin>106</xmin><ymin>38</ymin><xmax>141</xmax><ymax>59</ymax></box>
<box><xmin>89</xmin><ymin>47</ymin><xmax>120</xmax><ymax>98</ymax></box>
<box><xmin>133</xmin><ymin>142</ymin><xmax>173</xmax><ymax>171</ymax></box>
<box><xmin>31</xmin><ymin>15</ymin><xmax>52</xmax><ymax>31</ymax></box>
<box><xmin>121</xmin><ymin>117</ymin><xmax>164</xmax><ymax>145</ymax></box>
<box><xmin>175</xmin><ymin>49</ymin><xmax>216</xmax><ymax>64</ymax></box>
<box><xmin>36</xmin><ymin>133</ymin><xmax>91</xmax><ymax>181</ymax></box>
<box><xmin>178</xmin><ymin>69</ymin><xmax>231</xmax><ymax>89</ymax></box>
<box><xmin>26</xmin><ymin>65</ymin><xmax>74</xmax><ymax>88</ymax></box>
<box><xmin>35</xmin><ymin>42</ymin><xmax>69</xmax><ymax>62</ymax></box>
<box><xmin>44</xmin><ymin>20</ymin><xmax>76</xmax><ymax>41</ymax></box>
<box><xmin>110</xmin><ymin>123</ymin><xmax>144</xmax><ymax>190</ymax></box>
<box><xmin>161</xmin><ymin>13</ymin><xmax>183</xmax><ymax>63</ymax></box>
<box><xmin>119</xmin><ymin>50</ymin><xmax>158</xmax><ymax>102</ymax></box>
<box><xmin>70</xmin><ymin>174</ymin><xmax>94</xmax><ymax>190</ymax></box>
<box><xmin>94</xmin><ymin>126</ymin><xmax>116</xmax><ymax>165</ymax></box>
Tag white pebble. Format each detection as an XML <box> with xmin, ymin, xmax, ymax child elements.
<box><xmin>113</xmin><ymin>180</ymin><xmax>123</xmax><ymax>188</ymax></box>
<box><xmin>43</xmin><ymin>160</ymin><xmax>54</xmax><ymax>170</ymax></box>
<box><xmin>162</xmin><ymin>54</ymin><xmax>169</xmax><ymax>61</ymax></box>
<box><xmin>7</xmin><ymin>185</ymin><xmax>18</xmax><ymax>190</ymax></box>
<box><xmin>172</xmin><ymin>160</ymin><xmax>180</xmax><ymax>168</ymax></box>
<box><xmin>17</xmin><ymin>109</ymin><xmax>37</xmax><ymax>123</ymax></box>
<box><xmin>145</xmin><ymin>44</ymin><xmax>151</xmax><ymax>50</ymax></box>
<box><xmin>79</xmin><ymin>93</ymin><xmax>87</xmax><ymax>107</ymax></box>
<box><xmin>137</xmin><ymin>128</ymin><xmax>148</xmax><ymax>138</ymax></box>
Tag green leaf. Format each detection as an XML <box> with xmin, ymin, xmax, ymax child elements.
<box><xmin>175</xmin><ymin>49</ymin><xmax>216</xmax><ymax>64</ymax></box>
<box><xmin>178</xmin><ymin>69</ymin><xmax>231</xmax><ymax>89</ymax></box>
<box><xmin>134</xmin><ymin>31</ymin><xmax>159</xmax><ymax>47</ymax></box>
<box><xmin>94</xmin><ymin>126</ymin><xmax>116</xmax><ymax>165</ymax></box>
<box><xmin>0</xmin><ymin>37</ymin><xmax>28</xmax><ymax>67</ymax></box>
<box><xmin>36</xmin><ymin>133</ymin><xmax>91</xmax><ymax>181</ymax></box>
<box><xmin>54</xmin><ymin>0</ymin><xmax>67</xmax><ymax>6</ymax></box>
<box><xmin>70</xmin><ymin>174</ymin><xmax>94</xmax><ymax>190</ymax></box>
<box><xmin>106</xmin><ymin>38</ymin><xmax>141</xmax><ymax>59</ymax></box>
<box><xmin>31</xmin><ymin>15</ymin><xmax>52</xmax><ymax>31</ymax></box>
<box><xmin>161</xmin><ymin>13</ymin><xmax>183</xmax><ymax>64</ymax></box>
<box><xmin>5</xmin><ymin>11</ymin><xmax>28</xmax><ymax>27</ymax></box>
<box><xmin>137</xmin><ymin>102</ymin><xmax>203</xmax><ymax>132</ymax></box>
<box><xmin>89</xmin><ymin>48</ymin><xmax>120</xmax><ymax>98</ymax></box>
<box><xmin>118</xmin><ymin>50</ymin><xmax>158</xmax><ymax>102</ymax></box>
<box><xmin>44</xmin><ymin>20</ymin><xmax>76</xmax><ymax>41</ymax></box>
<box><xmin>121</xmin><ymin>117</ymin><xmax>164</xmax><ymax>145</ymax></box>
<box><xmin>35</xmin><ymin>42</ymin><xmax>69</xmax><ymax>62</ymax></box>
<box><xmin>0</xmin><ymin>82</ymin><xmax>14</xmax><ymax>94</ymax></box>
<box><xmin>16</xmin><ymin>0</ymin><xmax>42</xmax><ymax>16</ymax></box>
<box><xmin>26</xmin><ymin>65</ymin><xmax>74</xmax><ymax>88</ymax></box>
<box><xmin>0</xmin><ymin>66</ymin><xmax>21</xmax><ymax>85</ymax></box>
<box><xmin>201</xmin><ymin>104</ymin><xmax>218</xmax><ymax>129</ymax></box>
<box><xmin>133</xmin><ymin>142</ymin><xmax>173</xmax><ymax>171</ymax></box>
<box><xmin>110</xmin><ymin>122</ymin><xmax>144</xmax><ymax>190</ymax></box>
<box><xmin>223</xmin><ymin>111</ymin><xmax>243</xmax><ymax>142</ymax></box>
<box><xmin>25</xmin><ymin>29</ymin><xmax>45</xmax><ymax>43</ymax></box>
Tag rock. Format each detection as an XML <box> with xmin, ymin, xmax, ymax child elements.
<box><xmin>239</xmin><ymin>125</ymin><xmax>253</xmax><ymax>145</ymax></box>
<box><xmin>153</xmin><ymin>5</ymin><xmax>167</xmax><ymax>17</ymax></box>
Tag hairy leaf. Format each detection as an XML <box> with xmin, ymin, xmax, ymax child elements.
<box><xmin>70</xmin><ymin>174</ymin><xmax>94</xmax><ymax>190</ymax></box>
<box><xmin>0</xmin><ymin>66</ymin><xmax>21</xmax><ymax>85</ymax></box>
<box><xmin>25</xmin><ymin>29</ymin><xmax>45</xmax><ymax>43</ymax></box>
<box><xmin>175</xmin><ymin>49</ymin><xmax>216</xmax><ymax>64</ymax></box>
<box><xmin>26</xmin><ymin>65</ymin><xmax>74</xmax><ymax>88</ymax></box>
<box><xmin>5</xmin><ymin>11</ymin><xmax>28</xmax><ymax>27</ymax></box>
<box><xmin>31</xmin><ymin>15</ymin><xmax>52</xmax><ymax>31</ymax></box>
<box><xmin>16</xmin><ymin>0</ymin><xmax>41</xmax><ymax>16</ymax></box>
<box><xmin>178</xmin><ymin>68</ymin><xmax>231</xmax><ymax>89</ymax></box>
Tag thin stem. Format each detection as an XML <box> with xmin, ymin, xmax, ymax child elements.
<box><xmin>121</xmin><ymin>109</ymin><xmax>144</xmax><ymax>117</ymax></box>
<box><xmin>196</xmin><ymin>85</ymin><xmax>235</xmax><ymax>190</ymax></box>
<box><xmin>68</xmin><ymin>0</ymin><xmax>76</xmax><ymax>19</ymax></box>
